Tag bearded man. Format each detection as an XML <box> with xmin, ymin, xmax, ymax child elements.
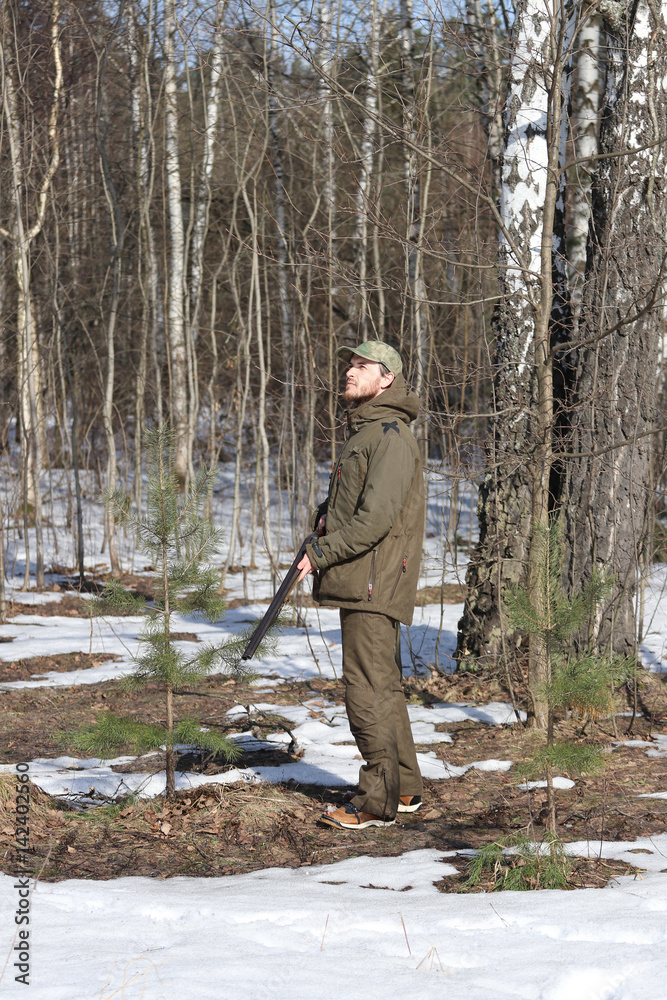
<box><xmin>297</xmin><ymin>340</ymin><xmax>425</xmax><ymax>829</ymax></box>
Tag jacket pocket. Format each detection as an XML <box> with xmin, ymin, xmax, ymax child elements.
<box><xmin>389</xmin><ymin>555</ymin><xmax>408</xmax><ymax>603</ymax></box>
<box><xmin>367</xmin><ymin>550</ymin><xmax>377</xmax><ymax>602</ymax></box>
<box><xmin>331</xmin><ymin>466</ymin><xmax>342</xmax><ymax>508</ymax></box>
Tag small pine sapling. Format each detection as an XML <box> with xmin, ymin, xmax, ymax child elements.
<box><xmin>505</xmin><ymin>519</ymin><xmax>634</xmax><ymax>835</ymax></box>
<box><xmin>66</xmin><ymin>426</ymin><xmax>272</xmax><ymax>798</ymax></box>
<box><xmin>462</xmin><ymin>834</ymin><xmax>571</xmax><ymax>892</ymax></box>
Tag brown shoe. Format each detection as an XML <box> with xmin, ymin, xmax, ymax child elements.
<box><xmin>397</xmin><ymin>795</ymin><xmax>422</xmax><ymax>813</ymax></box>
<box><xmin>319</xmin><ymin>803</ymin><xmax>395</xmax><ymax>830</ymax></box>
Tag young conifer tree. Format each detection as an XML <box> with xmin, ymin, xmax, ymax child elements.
<box><xmin>505</xmin><ymin>520</ymin><xmax>633</xmax><ymax>834</ymax></box>
<box><xmin>69</xmin><ymin>426</ymin><xmax>263</xmax><ymax>798</ymax></box>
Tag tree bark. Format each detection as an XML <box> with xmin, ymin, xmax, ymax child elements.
<box><xmin>163</xmin><ymin>0</ymin><xmax>190</xmax><ymax>488</ymax></box>
<box><xmin>566</xmin><ymin>14</ymin><xmax>600</xmax><ymax>331</ymax></box>
<box><xmin>0</xmin><ymin>0</ymin><xmax>63</xmax><ymax>589</ymax></box>
<box><xmin>563</xmin><ymin>0</ymin><xmax>667</xmax><ymax>656</ymax></box>
<box><xmin>457</xmin><ymin>0</ymin><xmax>554</xmax><ymax>669</ymax></box>
<box><xmin>457</xmin><ymin>0</ymin><xmax>575</xmax><ymax>712</ymax></box>
<box><xmin>96</xmin><ymin>2</ymin><xmax>126</xmax><ymax>575</ymax></box>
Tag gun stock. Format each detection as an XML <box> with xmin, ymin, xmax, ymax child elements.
<box><xmin>241</xmin><ymin>531</ymin><xmax>318</xmax><ymax>661</ymax></box>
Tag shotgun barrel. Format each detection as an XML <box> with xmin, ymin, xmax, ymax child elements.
<box><xmin>241</xmin><ymin>531</ymin><xmax>319</xmax><ymax>661</ymax></box>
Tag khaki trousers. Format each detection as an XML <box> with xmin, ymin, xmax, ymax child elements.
<box><xmin>340</xmin><ymin>609</ymin><xmax>423</xmax><ymax>820</ymax></box>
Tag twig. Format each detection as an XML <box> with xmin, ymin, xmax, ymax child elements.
<box><xmin>320</xmin><ymin>914</ymin><xmax>329</xmax><ymax>951</ymax></box>
<box><xmin>400</xmin><ymin>912</ymin><xmax>412</xmax><ymax>955</ymax></box>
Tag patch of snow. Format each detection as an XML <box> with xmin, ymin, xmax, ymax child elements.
<box><xmin>3</xmin><ymin>840</ymin><xmax>667</xmax><ymax>999</ymax></box>
<box><xmin>518</xmin><ymin>777</ymin><xmax>575</xmax><ymax>790</ymax></box>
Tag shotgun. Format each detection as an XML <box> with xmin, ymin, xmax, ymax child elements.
<box><xmin>241</xmin><ymin>530</ymin><xmax>320</xmax><ymax>661</ymax></box>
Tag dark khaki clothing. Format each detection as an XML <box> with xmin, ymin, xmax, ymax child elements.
<box><xmin>308</xmin><ymin>376</ymin><xmax>425</xmax><ymax>819</ymax></box>
<box><xmin>306</xmin><ymin>376</ymin><xmax>424</xmax><ymax>626</ymax></box>
<box><xmin>341</xmin><ymin>610</ymin><xmax>423</xmax><ymax>819</ymax></box>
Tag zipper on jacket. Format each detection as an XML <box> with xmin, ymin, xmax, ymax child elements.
<box><xmin>331</xmin><ymin>467</ymin><xmax>342</xmax><ymax>508</ymax></box>
<box><xmin>368</xmin><ymin>550</ymin><xmax>377</xmax><ymax>601</ymax></box>
<box><xmin>389</xmin><ymin>555</ymin><xmax>408</xmax><ymax>603</ymax></box>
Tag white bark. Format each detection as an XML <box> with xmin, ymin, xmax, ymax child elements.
<box><xmin>190</xmin><ymin>1</ymin><xmax>226</xmax><ymax>345</ymax></box>
<box><xmin>564</xmin><ymin>0</ymin><xmax>667</xmax><ymax>654</ymax></box>
<box><xmin>163</xmin><ymin>0</ymin><xmax>190</xmax><ymax>487</ymax></box>
<box><xmin>350</xmin><ymin>0</ymin><xmax>380</xmax><ymax>339</ymax></box>
<box><xmin>400</xmin><ymin>0</ymin><xmax>428</xmax><ymax>394</ymax></box>
<box><xmin>498</xmin><ymin>0</ymin><xmax>552</xmax><ymax>389</ymax></box>
<box><xmin>318</xmin><ymin>0</ymin><xmax>336</xmax><ymax>244</ymax></box>
<box><xmin>567</xmin><ymin>15</ymin><xmax>600</xmax><ymax>323</ymax></box>
<box><xmin>97</xmin><ymin>3</ymin><xmax>127</xmax><ymax>575</ymax></box>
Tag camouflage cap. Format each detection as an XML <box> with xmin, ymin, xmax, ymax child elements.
<box><xmin>336</xmin><ymin>340</ymin><xmax>402</xmax><ymax>376</ymax></box>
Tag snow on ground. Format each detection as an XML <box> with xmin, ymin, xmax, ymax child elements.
<box><xmin>0</xmin><ymin>749</ymin><xmax>515</xmax><ymax>803</ymax></box>
<box><xmin>2</xmin><ymin>841</ymin><xmax>667</xmax><ymax>1000</ymax></box>
<box><xmin>0</xmin><ymin>689</ymin><xmax>521</xmax><ymax>804</ymax></box>
<box><xmin>2</xmin><ymin>469</ymin><xmax>667</xmax><ymax>998</ymax></box>
<box><xmin>0</xmin><ymin>600</ymin><xmax>463</xmax><ymax>688</ymax></box>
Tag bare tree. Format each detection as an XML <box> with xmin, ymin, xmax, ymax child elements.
<box><xmin>0</xmin><ymin>0</ymin><xmax>63</xmax><ymax>589</ymax></box>
<box><xmin>163</xmin><ymin>0</ymin><xmax>191</xmax><ymax>488</ymax></box>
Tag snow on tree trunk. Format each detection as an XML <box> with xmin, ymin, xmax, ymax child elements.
<box><xmin>563</xmin><ymin>1</ymin><xmax>667</xmax><ymax>656</ymax></box>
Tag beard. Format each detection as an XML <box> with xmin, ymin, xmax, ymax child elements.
<box><xmin>342</xmin><ymin>375</ymin><xmax>383</xmax><ymax>405</ymax></box>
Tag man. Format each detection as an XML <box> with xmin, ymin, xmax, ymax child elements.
<box><xmin>297</xmin><ymin>340</ymin><xmax>425</xmax><ymax>830</ymax></box>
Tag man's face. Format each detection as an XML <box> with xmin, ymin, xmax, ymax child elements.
<box><xmin>342</xmin><ymin>355</ymin><xmax>393</xmax><ymax>404</ymax></box>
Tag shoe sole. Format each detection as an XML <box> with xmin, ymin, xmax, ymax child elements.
<box><xmin>345</xmin><ymin>792</ymin><xmax>422</xmax><ymax>815</ymax></box>
<box><xmin>319</xmin><ymin>814</ymin><xmax>396</xmax><ymax>830</ymax></box>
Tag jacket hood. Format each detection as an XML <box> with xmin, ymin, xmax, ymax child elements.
<box><xmin>347</xmin><ymin>374</ymin><xmax>421</xmax><ymax>428</ymax></box>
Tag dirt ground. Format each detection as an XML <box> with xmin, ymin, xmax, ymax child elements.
<box><xmin>1</xmin><ymin>593</ymin><xmax>667</xmax><ymax>888</ymax></box>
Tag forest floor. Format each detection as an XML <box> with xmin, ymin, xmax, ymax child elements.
<box><xmin>2</xmin><ymin>586</ymin><xmax>667</xmax><ymax>889</ymax></box>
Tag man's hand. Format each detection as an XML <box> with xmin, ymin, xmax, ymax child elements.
<box><xmin>297</xmin><ymin>552</ymin><xmax>314</xmax><ymax>582</ymax></box>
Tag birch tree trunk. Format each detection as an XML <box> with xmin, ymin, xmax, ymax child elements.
<box><xmin>163</xmin><ymin>0</ymin><xmax>190</xmax><ymax>488</ymax></box>
<box><xmin>567</xmin><ymin>15</ymin><xmax>600</xmax><ymax>330</ymax></box>
<box><xmin>267</xmin><ymin>0</ymin><xmax>295</xmax><ymax>512</ymax></box>
<box><xmin>349</xmin><ymin>0</ymin><xmax>380</xmax><ymax>340</ymax></box>
<box><xmin>96</xmin><ymin>5</ymin><xmax>126</xmax><ymax>575</ymax></box>
<box><xmin>317</xmin><ymin>0</ymin><xmax>339</xmax><ymax>463</ymax></box>
<box><xmin>563</xmin><ymin>0</ymin><xmax>667</xmax><ymax>656</ymax></box>
<box><xmin>457</xmin><ymin>0</ymin><xmax>553</xmax><ymax>669</ymax></box>
<box><xmin>128</xmin><ymin>0</ymin><xmax>160</xmax><ymax>505</ymax></box>
<box><xmin>457</xmin><ymin>0</ymin><xmax>575</xmax><ymax>720</ymax></box>
<box><xmin>399</xmin><ymin>0</ymin><xmax>427</xmax><ymax>393</ymax></box>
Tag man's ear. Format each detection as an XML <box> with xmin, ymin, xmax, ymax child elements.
<box><xmin>381</xmin><ymin>371</ymin><xmax>395</xmax><ymax>390</ymax></box>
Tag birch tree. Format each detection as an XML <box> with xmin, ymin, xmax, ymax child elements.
<box><xmin>349</xmin><ymin>0</ymin><xmax>381</xmax><ymax>340</ymax></box>
<box><xmin>163</xmin><ymin>0</ymin><xmax>191</xmax><ymax>488</ymax></box>
<box><xmin>566</xmin><ymin>13</ymin><xmax>600</xmax><ymax>329</ymax></box>
<box><xmin>96</xmin><ymin>3</ymin><xmax>126</xmax><ymax>575</ymax></box>
<box><xmin>457</xmin><ymin>0</ymin><xmax>575</xmax><ymax>725</ymax></box>
<box><xmin>399</xmin><ymin>0</ymin><xmax>427</xmax><ymax>392</ymax></box>
<box><xmin>562</xmin><ymin>0</ymin><xmax>667</xmax><ymax>657</ymax></box>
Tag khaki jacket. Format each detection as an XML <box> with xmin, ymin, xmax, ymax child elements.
<box><xmin>306</xmin><ymin>376</ymin><xmax>425</xmax><ymax>625</ymax></box>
